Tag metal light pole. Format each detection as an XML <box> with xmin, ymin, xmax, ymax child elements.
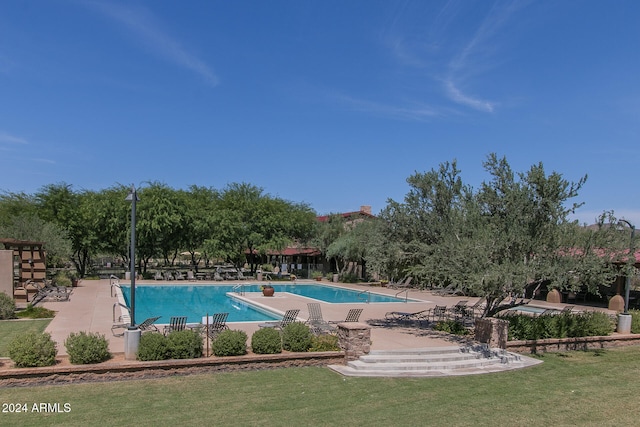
<box><xmin>124</xmin><ymin>185</ymin><xmax>141</xmax><ymax>359</ymax></box>
<box><xmin>618</xmin><ymin>219</ymin><xmax>636</xmax><ymax>315</ymax></box>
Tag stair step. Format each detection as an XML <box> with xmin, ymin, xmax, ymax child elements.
<box><xmin>328</xmin><ymin>345</ymin><xmax>541</xmax><ymax>378</ymax></box>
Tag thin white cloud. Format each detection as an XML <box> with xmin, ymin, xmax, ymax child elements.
<box><xmin>86</xmin><ymin>1</ymin><xmax>219</xmax><ymax>87</ymax></box>
<box><xmin>0</xmin><ymin>132</ymin><xmax>28</xmax><ymax>144</ymax></box>
<box><xmin>444</xmin><ymin>0</ymin><xmax>527</xmax><ymax>112</ymax></box>
<box><xmin>336</xmin><ymin>94</ymin><xmax>441</xmax><ymax>122</ymax></box>
<box><xmin>444</xmin><ymin>79</ymin><xmax>495</xmax><ymax>113</ymax></box>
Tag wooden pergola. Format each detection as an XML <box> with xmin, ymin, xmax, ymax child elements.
<box><xmin>0</xmin><ymin>238</ymin><xmax>46</xmax><ymax>301</ymax></box>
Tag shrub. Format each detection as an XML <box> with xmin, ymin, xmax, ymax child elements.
<box><xmin>167</xmin><ymin>329</ymin><xmax>203</xmax><ymax>359</ymax></box>
<box><xmin>64</xmin><ymin>331</ymin><xmax>111</xmax><ymax>364</ymax></box>
<box><xmin>211</xmin><ymin>330</ymin><xmax>247</xmax><ymax>356</ymax></box>
<box><xmin>506</xmin><ymin>312</ymin><xmax>615</xmax><ymax>340</ymax></box>
<box><xmin>310</xmin><ymin>334</ymin><xmax>340</xmax><ymax>352</ymax></box>
<box><xmin>0</xmin><ymin>291</ymin><xmax>16</xmax><ymax>319</ymax></box>
<box><xmin>137</xmin><ymin>332</ymin><xmax>171</xmax><ymax>361</ymax></box>
<box><xmin>339</xmin><ymin>273</ymin><xmax>359</xmax><ymax>283</ymax></box>
<box><xmin>631</xmin><ymin>309</ymin><xmax>640</xmax><ymax>334</ymax></box>
<box><xmin>9</xmin><ymin>332</ymin><xmax>57</xmax><ymax>367</ymax></box>
<box><xmin>16</xmin><ymin>304</ymin><xmax>55</xmax><ymax>319</ymax></box>
<box><xmin>433</xmin><ymin>320</ymin><xmax>470</xmax><ymax>335</ymax></box>
<box><xmin>251</xmin><ymin>328</ymin><xmax>282</xmax><ymax>354</ymax></box>
<box><xmin>282</xmin><ymin>322</ymin><xmax>313</xmax><ymax>352</ymax></box>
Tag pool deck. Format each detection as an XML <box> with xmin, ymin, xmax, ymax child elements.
<box><xmin>41</xmin><ymin>279</ymin><xmax>615</xmax><ymax>356</ymax></box>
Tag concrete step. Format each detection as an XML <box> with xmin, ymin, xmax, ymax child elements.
<box><xmin>328</xmin><ymin>345</ymin><xmax>541</xmax><ymax>378</ymax></box>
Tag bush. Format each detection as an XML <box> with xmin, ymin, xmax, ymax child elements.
<box><xmin>310</xmin><ymin>334</ymin><xmax>340</xmax><ymax>352</ymax></box>
<box><xmin>629</xmin><ymin>309</ymin><xmax>640</xmax><ymax>334</ymax></box>
<box><xmin>16</xmin><ymin>304</ymin><xmax>55</xmax><ymax>319</ymax></box>
<box><xmin>9</xmin><ymin>332</ymin><xmax>57</xmax><ymax>367</ymax></box>
<box><xmin>507</xmin><ymin>312</ymin><xmax>615</xmax><ymax>340</ymax></box>
<box><xmin>64</xmin><ymin>331</ymin><xmax>111</xmax><ymax>364</ymax></box>
<box><xmin>167</xmin><ymin>329</ymin><xmax>203</xmax><ymax>359</ymax></box>
<box><xmin>251</xmin><ymin>328</ymin><xmax>282</xmax><ymax>354</ymax></box>
<box><xmin>211</xmin><ymin>330</ymin><xmax>247</xmax><ymax>356</ymax></box>
<box><xmin>433</xmin><ymin>320</ymin><xmax>470</xmax><ymax>335</ymax></box>
<box><xmin>339</xmin><ymin>273</ymin><xmax>359</xmax><ymax>283</ymax></box>
<box><xmin>0</xmin><ymin>291</ymin><xmax>16</xmax><ymax>319</ymax></box>
<box><xmin>282</xmin><ymin>322</ymin><xmax>313</xmax><ymax>352</ymax></box>
<box><xmin>137</xmin><ymin>332</ymin><xmax>171</xmax><ymax>361</ymax></box>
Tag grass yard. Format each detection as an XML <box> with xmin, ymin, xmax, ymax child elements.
<box><xmin>1</xmin><ymin>346</ymin><xmax>639</xmax><ymax>426</ymax></box>
<box><xmin>0</xmin><ymin>319</ymin><xmax>51</xmax><ymax>356</ymax></box>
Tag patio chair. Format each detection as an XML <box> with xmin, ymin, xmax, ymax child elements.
<box><xmin>305</xmin><ymin>303</ymin><xmax>335</xmax><ymax>334</ymax></box>
<box><xmin>154</xmin><ymin>271</ymin><xmax>163</xmax><ymax>280</ymax></box>
<box><xmin>187</xmin><ymin>271</ymin><xmax>197</xmax><ymax>281</ymax></box>
<box><xmin>164</xmin><ymin>316</ymin><xmax>188</xmax><ymax>335</ymax></box>
<box><xmin>432</xmin><ymin>283</ymin><xmax>465</xmax><ymax>296</ymax></box>
<box><xmin>447</xmin><ymin>300</ymin><xmax>469</xmax><ymax>319</ymax></box>
<box><xmin>430</xmin><ymin>305</ymin><xmax>448</xmax><ymax>322</ymax></box>
<box><xmin>388</xmin><ymin>276</ymin><xmax>413</xmax><ymax>290</ymax></box>
<box><xmin>31</xmin><ymin>280</ymin><xmax>72</xmax><ymax>303</ymax></box>
<box><xmin>330</xmin><ymin>308</ymin><xmax>364</xmax><ymax>324</ymax></box>
<box><xmin>258</xmin><ymin>309</ymin><xmax>301</xmax><ymax>330</ymax></box>
<box><xmin>202</xmin><ymin>312</ymin><xmax>229</xmax><ymax>339</ymax></box>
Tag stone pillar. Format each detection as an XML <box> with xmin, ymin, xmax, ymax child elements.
<box><xmin>0</xmin><ymin>250</ymin><xmax>13</xmax><ymax>299</ymax></box>
<box><xmin>475</xmin><ymin>318</ymin><xmax>509</xmax><ymax>349</ymax></box>
<box><xmin>337</xmin><ymin>322</ymin><xmax>371</xmax><ymax>361</ymax></box>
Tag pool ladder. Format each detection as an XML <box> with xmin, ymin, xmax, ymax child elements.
<box><xmin>232</xmin><ymin>284</ymin><xmax>245</xmax><ymax>296</ymax></box>
<box><xmin>113</xmin><ymin>302</ymin><xmax>130</xmax><ymax>323</ymax></box>
<box><xmin>357</xmin><ymin>290</ymin><xmax>371</xmax><ymax>303</ymax></box>
<box><xmin>110</xmin><ymin>275</ymin><xmax>121</xmax><ymax>297</ymax></box>
<box><xmin>395</xmin><ymin>289</ymin><xmax>409</xmax><ymax>302</ymax></box>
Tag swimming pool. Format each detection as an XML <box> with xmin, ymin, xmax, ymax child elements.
<box><xmin>120</xmin><ymin>283</ymin><xmax>414</xmax><ymax>323</ymax></box>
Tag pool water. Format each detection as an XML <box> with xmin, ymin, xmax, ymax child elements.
<box><xmin>507</xmin><ymin>305</ymin><xmax>548</xmax><ymax>314</ymax></box>
<box><xmin>120</xmin><ymin>283</ymin><xmax>413</xmax><ymax>323</ymax></box>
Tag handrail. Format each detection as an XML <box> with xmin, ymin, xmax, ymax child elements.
<box><xmin>110</xmin><ymin>275</ymin><xmax>121</xmax><ymax>297</ymax></box>
<box><xmin>232</xmin><ymin>284</ymin><xmax>245</xmax><ymax>296</ymax></box>
<box><xmin>357</xmin><ymin>290</ymin><xmax>371</xmax><ymax>304</ymax></box>
<box><xmin>113</xmin><ymin>302</ymin><xmax>130</xmax><ymax>323</ymax></box>
<box><xmin>395</xmin><ymin>289</ymin><xmax>409</xmax><ymax>302</ymax></box>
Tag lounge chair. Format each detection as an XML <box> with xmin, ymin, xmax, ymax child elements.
<box><xmin>187</xmin><ymin>271</ymin><xmax>197</xmax><ymax>281</ymax></box>
<box><xmin>138</xmin><ymin>316</ymin><xmax>162</xmax><ymax>332</ymax></box>
<box><xmin>330</xmin><ymin>308</ymin><xmax>364</xmax><ymax>324</ymax></box>
<box><xmin>163</xmin><ymin>271</ymin><xmax>174</xmax><ymax>280</ymax></box>
<box><xmin>202</xmin><ymin>312</ymin><xmax>229</xmax><ymax>339</ymax></box>
<box><xmin>174</xmin><ymin>271</ymin><xmax>185</xmax><ymax>280</ymax></box>
<box><xmin>111</xmin><ymin>316</ymin><xmax>161</xmax><ymax>336</ymax></box>
<box><xmin>388</xmin><ymin>276</ymin><xmax>413</xmax><ymax>290</ymax></box>
<box><xmin>305</xmin><ymin>303</ymin><xmax>335</xmax><ymax>334</ymax></box>
<box><xmin>432</xmin><ymin>283</ymin><xmax>465</xmax><ymax>296</ymax></box>
<box><xmin>385</xmin><ymin>309</ymin><xmax>430</xmax><ymax>325</ymax></box>
<box><xmin>30</xmin><ymin>280</ymin><xmax>72</xmax><ymax>303</ymax></box>
<box><xmin>164</xmin><ymin>316</ymin><xmax>188</xmax><ymax>335</ymax></box>
<box><xmin>258</xmin><ymin>309</ymin><xmax>300</xmax><ymax>330</ymax></box>
<box><xmin>154</xmin><ymin>271</ymin><xmax>163</xmax><ymax>280</ymax></box>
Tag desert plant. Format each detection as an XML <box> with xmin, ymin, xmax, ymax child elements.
<box><xmin>64</xmin><ymin>331</ymin><xmax>111</xmax><ymax>364</ymax></box>
<box><xmin>282</xmin><ymin>322</ymin><xmax>313</xmax><ymax>352</ymax></box>
<box><xmin>211</xmin><ymin>330</ymin><xmax>247</xmax><ymax>356</ymax></box>
<box><xmin>433</xmin><ymin>320</ymin><xmax>470</xmax><ymax>335</ymax></box>
<box><xmin>54</xmin><ymin>270</ymin><xmax>73</xmax><ymax>287</ymax></box>
<box><xmin>310</xmin><ymin>334</ymin><xmax>340</xmax><ymax>352</ymax></box>
<box><xmin>137</xmin><ymin>332</ymin><xmax>171</xmax><ymax>361</ymax></box>
<box><xmin>507</xmin><ymin>312</ymin><xmax>615</xmax><ymax>340</ymax></box>
<box><xmin>251</xmin><ymin>328</ymin><xmax>282</xmax><ymax>354</ymax></box>
<box><xmin>630</xmin><ymin>309</ymin><xmax>640</xmax><ymax>334</ymax></box>
<box><xmin>16</xmin><ymin>304</ymin><xmax>55</xmax><ymax>319</ymax></box>
<box><xmin>167</xmin><ymin>329</ymin><xmax>203</xmax><ymax>359</ymax></box>
<box><xmin>0</xmin><ymin>291</ymin><xmax>16</xmax><ymax>319</ymax></box>
<box><xmin>8</xmin><ymin>331</ymin><xmax>57</xmax><ymax>367</ymax></box>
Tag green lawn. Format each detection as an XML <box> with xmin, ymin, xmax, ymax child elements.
<box><xmin>1</xmin><ymin>346</ymin><xmax>639</xmax><ymax>426</ymax></box>
<box><xmin>0</xmin><ymin>319</ymin><xmax>51</xmax><ymax>356</ymax></box>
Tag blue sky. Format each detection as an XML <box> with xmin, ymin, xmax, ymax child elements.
<box><xmin>1</xmin><ymin>1</ymin><xmax>639</xmax><ymax>226</ymax></box>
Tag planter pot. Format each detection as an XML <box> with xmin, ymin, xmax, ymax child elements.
<box><xmin>315</xmin><ymin>277</ymin><xmax>322</xmax><ymax>281</ymax></box>
<box><xmin>546</xmin><ymin>289</ymin><xmax>562</xmax><ymax>304</ymax></box>
<box><xmin>262</xmin><ymin>287</ymin><xmax>275</xmax><ymax>297</ymax></box>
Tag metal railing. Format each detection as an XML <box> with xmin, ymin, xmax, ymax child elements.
<box><xmin>357</xmin><ymin>290</ymin><xmax>371</xmax><ymax>303</ymax></box>
<box><xmin>113</xmin><ymin>302</ymin><xmax>130</xmax><ymax>323</ymax></box>
<box><xmin>395</xmin><ymin>289</ymin><xmax>409</xmax><ymax>302</ymax></box>
<box><xmin>110</xmin><ymin>275</ymin><xmax>121</xmax><ymax>297</ymax></box>
<box><xmin>232</xmin><ymin>284</ymin><xmax>245</xmax><ymax>296</ymax></box>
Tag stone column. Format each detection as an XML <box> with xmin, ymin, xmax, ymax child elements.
<box><xmin>475</xmin><ymin>318</ymin><xmax>509</xmax><ymax>349</ymax></box>
<box><xmin>337</xmin><ymin>322</ymin><xmax>371</xmax><ymax>361</ymax></box>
